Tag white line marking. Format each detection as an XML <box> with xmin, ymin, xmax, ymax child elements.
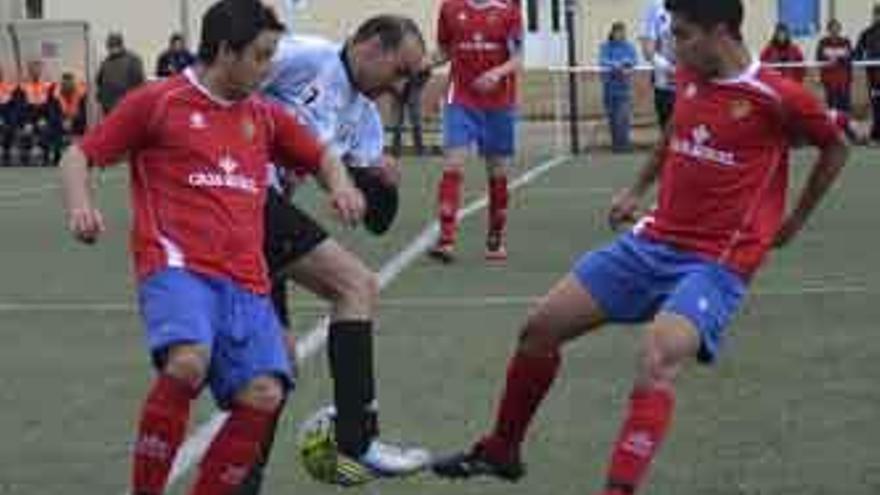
<box><xmin>0</xmin><ymin>183</ymin><xmax>61</xmax><ymax>199</ymax></box>
<box><xmin>1</xmin><ymin>284</ymin><xmax>871</xmax><ymax>315</ymax></box>
<box><xmin>126</xmin><ymin>155</ymin><xmax>574</xmax><ymax>494</ymax></box>
<box><xmin>0</xmin><ymin>170</ymin><xmax>125</xmax><ymax>207</ymax></box>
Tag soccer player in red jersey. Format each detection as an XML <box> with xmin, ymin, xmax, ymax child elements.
<box><xmin>432</xmin><ymin>0</ymin><xmax>849</xmax><ymax>493</ymax></box>
<box><xmin>59</xmin><ymin>1</ymin><xmax>364</xmax><ymax>494</ymax></box>
<box><xmin>428</xmin><ymin>0</ymin><xmax>523</xmax><ymax>263</ymax></box>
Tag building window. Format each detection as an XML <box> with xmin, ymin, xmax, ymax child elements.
<box><xmin>526</xmin><ymin>0</ymin><xmax>539</xmax><ymax>32</ymax></box>
<box><xmin>25</xmin><ymin>0</ymin><xmax>43</xmax><ymax>19</ymax></box>
<box><xmin>777</xmin><ymin>0</ymin><xmax>820</xmax><ymax>38</ymax></box>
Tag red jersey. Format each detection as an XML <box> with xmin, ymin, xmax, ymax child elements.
<box><xmin>760</xmin><ymin>42</ymin><xmax>806</xmax><ymax>83</ymax></box>
<box><xmin>816</xmin><ymin>36</ymin><xmax>853</xmax><ymax>92</ymax></box>
<box><xmin>438</xmin><ymin>0</ymin><xmax>523</xmax><ymax>109</ymax></box>
<box><xmin>638</xmin><ymin>62</ymin><xmax>843</xmax><ymax>278</ymax></box>
<box><xmin>79</xmin><ymin>69</ymin><xmax>324</xmax><ymax>294</ymax></box>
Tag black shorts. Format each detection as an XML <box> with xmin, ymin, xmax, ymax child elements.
<box><xmin>264</xmin><ymin>188</ymin><xmax>329</xmax><ymax>278</ymax></box>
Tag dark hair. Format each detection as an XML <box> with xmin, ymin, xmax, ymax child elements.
<box><xmin>351</xmin><ymin>15</ymin><xmax>425</xmax><ymax>52</ymax></box>
<box><xmin>107</xmin><ymin>32</ymin><xmax>124</xmax><ymax>48</ymax></box>
<box><xmin>608</xmin><ymin>21</ymin><xmax>626</xmax><ymax>41</ymax></box>
<box><xmin>170</xmin><ymin>32</ymin><xmax>185</xmax><ymax>44</ymax></box>
<box><xmin>664</xmin><ymin>0</ymin><xmax>743</xmax><ymax>40</ymax></box>
<box><xmin>198</xmin><ymin>0</ymin><xmax>286</xmax><ymax>64</ymax></box>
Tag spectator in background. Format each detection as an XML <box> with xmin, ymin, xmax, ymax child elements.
<box><xmin>639</xmin><ymin>0</ymin><xmax>676</xmax><ymax>127</ymax></box>
<box><xmin>391</xmin><ymin>70</ymin><xmax>429</xmax><ymax>157</ymax></box>
<box><xmin>96</xmin><ymin>32</ymin><xmax>144</xmax><ymax>114</ymax></box>
<box><xmin>600</xmin><ymin>21</ymin><xmax>638</xmax><ymax>153</ymax></box>
<box><xmin>855</xmin><ymin>4</ymin><xmax>880</xmax><ymax>141</ymax></box>
<box><xmin>0</xmin><ymin>66</ymin><xmax>23</xmax><ymax>166</ymax></box>
<box><xmin>19</xmin><ymin>59</ymin><xmax>54</xmax><ymax>166</ymax></box>
<box><xmin>816</xmin><ymin>19</ymin><xmax>853</xmax><ymax>113</ymax></box>
<box><xmin>761</xmin><ymin>23</ymin><xmax>806</xmax><ymax>83</ymax></box>
<box><xmin>47</xmin><ymin>72</ymin><xmax>87</xmax><ymax>165</ymax></box>
<box><xmin>155</xmin><ymin>32</ymin><xmax>196</xmax><ymax>77</ymax></box>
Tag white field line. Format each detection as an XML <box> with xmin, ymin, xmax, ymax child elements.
<box><xmin>0</xmin><ymin>170</ymin><xmax>125</xmax><ymax>206</ymax></box>
<box><xmin>0</xmin><ymin>284</ymin><xmax>872</xmax><ymax>315</ymax></box>
<box><xmin>135</xmin><ymin>155</ymin><xmax>573</xmax><ymax>494</ymax></box>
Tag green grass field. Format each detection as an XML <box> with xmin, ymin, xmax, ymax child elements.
<box><xmin>0</xmin><ymin>147</ymin><xmax>878</xmax><ymax>495</ymax></box>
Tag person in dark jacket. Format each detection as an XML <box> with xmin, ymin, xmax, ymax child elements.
<box><xmin>155</xmin><ymin>33</ymin><xmax>196</xmax><ymax>77</ymax></box>
<box><xmin>855</xmin><ymin>4</ymin><xmax>880</xmax><ymax>141</ymax></box>
<box><xmin>96</xmin><ymin>33</ymin><xmax>145</xmax><ymax>114</ymax></box>
<box><xmin>18</xmin><ymin>59</ymin><xmax>54</xmax><ymax>166</ymax></box>
<box><xmin>0</xmin><ymin>66</ymin><xmax>23</xmax><ymax>166</ymax></box>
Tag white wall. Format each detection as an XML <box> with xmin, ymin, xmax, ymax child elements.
<box><xmin>35</xmin><ymin>0</ymin><xmax>878</xmax><ymax>71</ymax></box>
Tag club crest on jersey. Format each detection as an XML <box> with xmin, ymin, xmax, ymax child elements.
<box><xmin>189</xmin><ymin>112</ymin><xmax>207</xmax><ymax>130</ymax></box>
<box><xmin>730</xmin><ymin>99</ymin><xmax>752</xmax><ymax>120</ymax></box>
<box><xmin>458</xmin><ymin>12</ymin><xmax>468</xmax><ymax>22</ymax></box>
<box><xmin>242</xmin><ymin>118</ymin><xmax>256</xmax><ymax>142</ymax></box>
<box><xmin>188</xmin><ymin>154</ymin><xmax>257</xmax><ymax>193</ymax></box>
<box><xmin>670</xmin><ymin>124</ymin><xmax>736</xmax><ymax>167</ymax></box>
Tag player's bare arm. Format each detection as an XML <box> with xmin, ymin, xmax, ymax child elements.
<box><xmin>774</xmin><ymin>138</ymin><xmax>849</xmax><ymax>247</ymax></box>
<box><xmin>473</xmin><ymin>52</ymin><xmax>523</xmax><ymax>93</ymax></box>
<box><xmin>59</xmin><ymin>145</ymin><xmax>105</xmax><ymax>244</ymax></box>
<box><xmin>313</xmin><ymin>151</ymin><xmax>366</xmax><ymax>227</ymax></box>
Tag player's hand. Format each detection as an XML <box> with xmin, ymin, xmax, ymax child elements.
<box><xmin>773</xmin><ymin>216</ymin><xmax>804</xmax><ymax>248</ymax></box>
<box><xmin>329</xmin><ymin>184</ymin><xmax>366</xmax><ymax>227</ymax></box>
<box><xmin>375</xmin><ymin>155</ymin><xmax>401</xmax><ymax>187</ymax></box>
<box><xmin>608</xmin><ymin>188</ymin><xmax>641</xmax><ymax>231</ymax></box>
<box><xmin>67</xmin><ymin>206</ymin><xmax>105</xmax><ymax>244</ymax></box>
<box><xmin>473</xmin><ymin>70</ymin><xmax>502</xmax><ymax>93</ymax></box>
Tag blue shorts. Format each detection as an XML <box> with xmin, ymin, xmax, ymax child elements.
<box><xmin>138</xmin><ymin>268</ymin><xmax>294</xmax><ymax>408</ymax></box>
<box><xmin>443</xmin><ymin>103</ymin><xmax>517</xmax><ymax>157</ymax></box>
<box><xmin>573</xmin><ymin>234</ymin><xmax>747</xmax><ymax>363</ymax></box>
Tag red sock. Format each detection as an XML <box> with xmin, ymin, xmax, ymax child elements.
<box><xmin>189</xmin><ymin>404</ymin><xmax>276</xmax><ymax>495</ymax></box>
<box><xmin>603</xmin><ymin>387</ymin><xmax>675</xmax><ymax>494</ymax></box>
<box><xmin>132</xmin><ymin>374</ymin><xmax>197</xmax><ymax>495</ymax></box>
<box><xmin>479</xmin><ymin>350</ymin><xmax>561</xmax><ymax>462</ymax></box>
<box><xmin>437</xmin><ymin>168</ymin><xmax>463</xmax><ymax>244</ymax></box>
<box><xmin>488</xmin><ymin>175</ymin><xmax>508</xmax><ymax>235</ymax></box>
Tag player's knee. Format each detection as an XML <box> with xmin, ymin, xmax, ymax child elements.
<box><xmin>335</xmin><ymin>265</ymin><xmax>379</xmax><ymax>311</ymax></box>
<box><xmin>236</xmin><ymin>375</ymin><xmax>286</xmax><ymax>412</ymax></box>
<box><xmin>637</xmin><ymin>327</ymin><xmax>688</xmax><ymax>387</ymax></box>
<box><xmin>162</xmin><ymin>346</ymin><xmax>209</xmax><ymax>387</ymax></box>
<box><xmin>517</xmin><ymin>316</ymin><xmax>562</xmax><ymax>356</ymax></box>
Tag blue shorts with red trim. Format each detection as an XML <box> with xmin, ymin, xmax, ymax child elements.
<box><xmin>573</xmin><ymin>233</ymin><xmax>747</xmax><ymax>363</ymax></box>
<box><xmin>137</xmin><ymin>268</ymin><xmax>294</xmax><ymax>408</ymax></box>
<box><xmin>443</xmin><ymin>103</ymin><xmax>517</xmax><ymax>157</ymax></box>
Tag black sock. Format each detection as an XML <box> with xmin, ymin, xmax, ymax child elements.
<box><xmin>328</xmin><ymin>320</ymin><xmax>378</xmax><ymax>457</ymax></box>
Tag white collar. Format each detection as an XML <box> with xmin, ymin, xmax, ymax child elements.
<box><xmin>184</xmin><ymin>67</ymin><xmax>235</xmax><ymax>107</ymax></box>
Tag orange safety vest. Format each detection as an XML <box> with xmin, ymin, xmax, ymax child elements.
<box><xmin>54</xmin><ymin>84</ymin><xmax>87</xmax><ymax>119</ymax></box>
<box><xmin>21</xmin><ymin>80</ymin><xmax>52</xmax><ymax>105</ymax></box>
<box><xmin>0</xmin><ymin>82</ymin><xmax>16</xmax><ymax>105</ymax></box>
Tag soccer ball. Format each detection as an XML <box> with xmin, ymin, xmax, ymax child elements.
<box><xmin>297</xmin><ymin>405</ymin><xmax>339</xmax><ymax>484</ymax></box>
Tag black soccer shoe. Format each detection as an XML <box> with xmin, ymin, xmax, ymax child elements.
<box><xmin>431</xmin><ymin>445</ymin><xmax>524</xmax><ymax>482</ymax></box>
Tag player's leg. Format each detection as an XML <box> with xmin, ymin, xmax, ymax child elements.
<box><xmin>133</xmin><ymin>269</ymin><xmax>216</xmax><ymax>495</ymax></box>
<box><xmin>433</xmin><ymin>234</ymin><xmax>663</xmax><ymax>482</ymax></box>
<box><xmin>286</xmin><ymin>238</ymin><xmax>430</xmax><ymax>479</ymax></box>
<box><xmin>432</xmin><ymin>274</ymin><xmax>606</xmax><ymax>480</ymax></box>
<box><xmin>481</xmin><ymin>108</ymin><xmax>516</xmax><ymax>262</ymax></box>
<box><xmin>870</xmin><ymin>85</ymin><xmax>880</xmax><ymax>142</ymax></box>
<box><xmin>599</xmin><ymin>264</ymin><xmax>746</xmax><ymax>495</ymax></box>
<box><xmin>430</xmin><ymin>104</ymin><xmax>476</xmax><ymax>262</ymax></box>
<box><xmin>190</xmin><ymin>288</ymin><xmax>292</xmax><ymax>495</ymax></box>
<box><xmin>653</xmin><ymin>88</ymin><xmax>675</xmax><ymax>129</ymax></box>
